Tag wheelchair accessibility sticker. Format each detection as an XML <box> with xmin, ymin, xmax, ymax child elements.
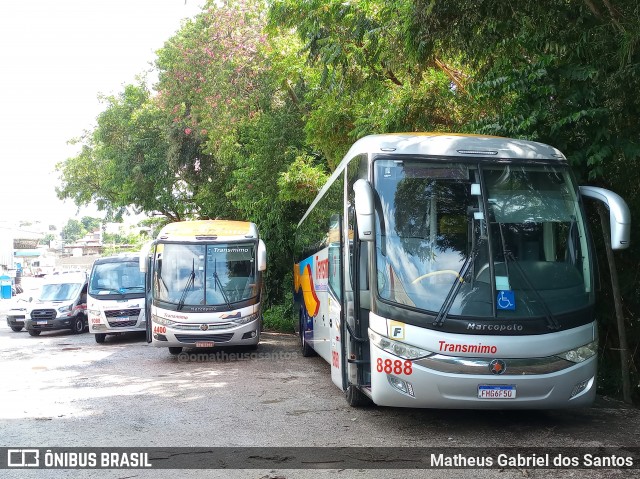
<box><xmin>497</xmin><ymin>290</ymin><xmax>515</xmax><ymax>310</ymax></box>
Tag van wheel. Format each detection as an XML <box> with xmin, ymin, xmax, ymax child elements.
<box><xmin>71</xmin><ymin>317</ymin><xmax>85</xmax><ymax>334</ymax></box>
<box><xmin>10</xmin><ymin>326</ymin><xmax>23</xmax><ymax>332</ymax></box>
<box><xmin>28</xmin><ymin>329</ymin><xmax>41</xmax><ymax>337</ymax></box>
<box><xmin>95</xmin><ymin>334</ymin><xmax>106</xmax><ymax>344</ymax></box>
<box><xmin>346</xmin><ymin>385</ymin><xmax>373</xmax><ymax>407</ymax></box>
<box><xmin>169</xmin><ymin>347</ymin><xmax>183</xmax><ymax>355</ymax></box>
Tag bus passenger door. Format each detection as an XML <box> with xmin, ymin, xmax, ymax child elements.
<box><xmin>327</xmin><ymin>235</ymin><xmax>343</xmax><ymax>389</ymax></box>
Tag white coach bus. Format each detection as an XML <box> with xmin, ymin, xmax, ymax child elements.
<box><xmin>293</xmin><ymin>133</ymin><xmax>630</xmax><ymax>408</ymax></box>
<box><xmin>141</xmin><ymin>220</ymin><xmax>267</xmax><ymax>355</ymax></box>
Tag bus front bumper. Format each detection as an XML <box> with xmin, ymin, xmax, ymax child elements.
<box><xmin>151</xmin><ymin>319</ymin><xmax>260</xmax><ymax>349</ymax></box>
<box><xmin>369</xmin><ymin>344</ymin><xmax>597</xmax><ymax>409</ymax></box>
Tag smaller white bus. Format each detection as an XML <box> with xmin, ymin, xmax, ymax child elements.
<box><xmin>140</xmin><ymin>220</ymin><xmax>267</xmax><ymax>355</ymax></box>
<box><xmin>87</xmin><ymin>253</ymin><xmax>147</xmax><ymax>344</ymax></box>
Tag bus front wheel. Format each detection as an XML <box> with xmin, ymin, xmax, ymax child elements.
<box><xmin>169</xmin><ymin>347</ymin><xmax>183</xmax><ymax>355</ymax></box>
<box><xmin>345</xmin><ymin>385</ymin><xmax>372</xmax><ymax>407</ymax></box>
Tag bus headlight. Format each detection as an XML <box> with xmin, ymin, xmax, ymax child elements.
<box><xmin>369</xmin><ymin>330</ymin><xmax>433</xmax><ymax>360</ymax></box>
<box><xmin>233</xmin><ymin>313</ymin><xmax>259</xmax><ymax>325</ymax></box>
<box><xmin>152</xmin><ymin>315</ymin><xmax>177</xmax><ymax>326</ymax></box>
<box><xmin>555</xmin><ymin>340</ymin><xmax>598</xmax><ymax>363</ymax></box>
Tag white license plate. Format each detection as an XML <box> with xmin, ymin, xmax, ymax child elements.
<box><xmin>111</xmin><ymin>316</ymin><xmax>131</xmax><ymax>322</ymax></box>
<box><xmin>195</xmin><ymin>341</ymin><xmax>214</xmax><ymax>348</ymax></box>
<box><xmin>37</xmin><ymin>321</ymin><xmax>48</xmax><ymax>325</ymax></box>
<box><xmin>478</xmin><ymin>385</ymin><xmax>516</xmax><ymax>399</ymax></box>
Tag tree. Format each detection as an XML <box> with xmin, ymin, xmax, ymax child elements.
<box><xmin>56</xmin><ymin>82</ymin><xmax>193</xmax><ymax>222</ymax></box>
<box><xmin>61</xmin><ymin>219</ymin><xmax>86</xmax><ymax>244</ymax></box>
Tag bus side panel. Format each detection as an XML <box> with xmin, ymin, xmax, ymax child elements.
<box><xmin>312</xmin><ymin>248</ymin><xmax>331</xmax><ymax>362</ymax></box>
<box><xmin>294</xmin><ymin>248</ymin><xmax>331</xmax><ymax>362</ymax></box>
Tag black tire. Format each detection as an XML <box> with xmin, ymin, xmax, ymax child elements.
<box><xmin>169</xmin><ymin>347</ymin><xmax>183</xmax><ymax>355</ymax></box>
<box><xmin>345</xmin><ymin>384</ymin><xmax>373</xmax><ymax>407</ymax></box>
<box><xmin>10</xmin><ymin>326</ymin><xmax>23</xmax><ymax>332</ymax></box>
<box><xmin>28</xmin><ymin>329</ymin><xmax>41</xmax><ymax>337</ymax></box>
<box><xmin>300</xmin><ymin>314</ymin><xmax>316</xmax><ymax>357</ymax></box>
<box><xmin>71</xmin><ymin>316</ymin><xmax>85</xmax><ymax>334</ymax></box>
<box><xmin>95</xmin><ymin>333</ymin><xmax>106</xmax><ymax>344</ymax></box>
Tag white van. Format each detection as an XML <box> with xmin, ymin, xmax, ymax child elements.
<box><xmin>87</xmin><ymin>253</ymin><xmax>146</xmax><ymax>344</ymax></box>
<box><xmin>24</xmin><ymin>272</ymin><xmax>88</xmax><ymax>336</ymax></box>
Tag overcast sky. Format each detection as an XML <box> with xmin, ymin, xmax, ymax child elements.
<box><xmin>0</xmin><ymin>0</ymin><xmax>204</xmax><ymax>229</ymax></box>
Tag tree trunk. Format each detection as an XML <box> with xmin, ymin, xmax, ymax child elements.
<box><xmin>598</xmin><ymin>204</ymin><xmax>632</xmax><ymax>404</ymax></box>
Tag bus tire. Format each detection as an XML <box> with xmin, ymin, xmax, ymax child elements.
<box><xmin>300</xmin><ymin>331</ymin><xmax>316</xmax><ymax>357</ymax></box>
<box><xmin>28</xmin><ymin>329</ymin><xmax>41</xmax><ymax>337</ymax></box>
<box><xmin>95</xmin><ymin>334</ymin><xmax>106</xmax><ymax>344</ymax></box>
<box><xmin>169</xmin><ymin>347</ymin><xmax>183</xmax><ymax>355</ymax></box>
<box><xmin>345</xmin><ymin>385</ymin><xmax>372</xmax><ymax>407</ymax></box>
<box><xmin>300</xmin><ymin>313</ymin><xmax>316</xmax><ymax>357</ymax></box>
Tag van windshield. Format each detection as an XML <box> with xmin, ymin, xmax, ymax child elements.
<box><xmin>39</xmin><ymin>283</ymin><xmax>83</xmax><ymax>302</ymax></box>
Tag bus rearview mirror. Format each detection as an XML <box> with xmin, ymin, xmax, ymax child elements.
<box><xmin>258</xmin><ymin>239</ymin><xmax>267</xmax><ymax>271</ymax></box>
<box><xmin>580</xmin><ymin>186</ymin><xmax>631</xmax><ymax>249</ymax></box>
<box><xmin>353</xmin><ymin>179</ymin><xmax>375</xmax><ymax>242</ymax></box>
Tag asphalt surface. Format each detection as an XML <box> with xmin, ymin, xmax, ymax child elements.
<box><xmin>1</xmin><ymin>279</ymin><xmax>639</xmax><ymax>478</ymax></box>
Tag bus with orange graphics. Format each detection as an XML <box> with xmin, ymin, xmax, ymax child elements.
<box><xmin>141</xmin><ymin>220</ymin><xmax>267</xmax><ymax>355</ymax></box>
<box><xmin>293</xmin><ymin>133</ymin><xmax>630</xmax><ymax>408</ymax></box>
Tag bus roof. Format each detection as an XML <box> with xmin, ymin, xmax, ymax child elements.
<box><xmin>339</xmin><ymin>133</ymin><xmax>566</xmax><ymax>170</ymax></box>
<box><xmin>298</xmin><ymin>133</ymin><xmax>568</xmax><ymax>228</ymax></box>
<box><xmin>93</xmin><ymin>252</ymin><xmax>141</xmax><ymax>264</ymax></box>
<box><xmin>157</xmin><ymin>220</ymin><xmax>258</xmax><ymax>241</ymax></box>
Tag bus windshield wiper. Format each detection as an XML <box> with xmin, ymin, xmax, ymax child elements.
<box><xmin>212</xmin><ymin>258</ymin><xmax>232</xmax><ymax>309</ymax></box>
<box><xmin>496</xmin><ymin>223</ymin><xmax>560</xmax><ymax>330</ymax></box>
<box><xmin>433</xmin><ymin>245</ymin><xmax>478</xmax><ymax>327</ymax></box>
<box><xmin>177</xmin><ymin>259</ymin><xmax>196</xmax><ymax>311</ymax></box>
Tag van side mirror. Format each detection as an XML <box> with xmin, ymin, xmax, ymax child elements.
<box><xmin>353</xmin><ymin>179</ymin><xmax>375</xmax><ymax>242</ymax></box>
<box><xmin>257</xmin><ymin>239</ymin><xmax>267</xmax><ymax>272</ymax></box>
<box><xmin>580</xmin><ymin>186</ymin><xmax>631</xmax><ymax>250</ymax></box>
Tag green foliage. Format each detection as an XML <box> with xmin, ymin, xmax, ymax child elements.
<box><xmin>61</xmin><ymin>219</ymin><xmax>86</xmax><ymax>243</ymax></box>
<box><xmin>38</xmin><ymin>234</ymin><xmax>55</xmax><ymax>246</ymax></box>
<box><xmin>56</xmin><ymin>82</ymin><xmax>192</xmax><ymax>221</ymax></box>
<box><xmin>263</xmin><ymin>291</ymin><xmax>295</xmax><ymax>333</ymax></box>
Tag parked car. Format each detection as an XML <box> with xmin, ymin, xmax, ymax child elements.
<box><xmin>6</xmin><ymin>299</ymin><xmax>29</xmax><ymax>332</ymax></box>
<box><xmin>24</xmin><ymin>272</ymin><xmax>88</xmax><ymax>336</ymax></box>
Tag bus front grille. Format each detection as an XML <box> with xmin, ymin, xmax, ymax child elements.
<box><xmin>174</xmin><ymin>333</ymin><xmax>234</xmax><ymax>343</ymax></box>
<box><xmin>107</xmin><ymin>319</ymin><xmax>138</xmax><ymax>328</ymax></box>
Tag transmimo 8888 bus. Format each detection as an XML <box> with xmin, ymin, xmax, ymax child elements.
<box><xmin>293</xmin><ymin>133</ymin><xmax>630</xmax><ymax>409</ymax></box>
<box><xmin>141</xmin><ymin>220</ymin><xmax>267</xmax><ymax>355</ymax></box>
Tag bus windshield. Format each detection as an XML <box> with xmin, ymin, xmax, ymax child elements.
<box><xmin>154</xmin><ymin>243</ymin><xmax>258</xmax><ymax>307</ymax></box>
<box><xmin>373</xmin><ymin>159</ymin><xmax>593</xmax><ymax>319</ymax></box>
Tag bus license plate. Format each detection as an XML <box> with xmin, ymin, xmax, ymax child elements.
<box><xmin>195</xmin><ymin>341</ymin><xmax>214</xmax><ymax>348</ymax></box>
<box><xmin>37</xmin><ymin>321</ymin><xmax>48</xmax><ymax>325</ymax></box>
<box><xmin>112</xmin><ymin>316</ymin><xmax>130</xmax><ymax>322</ymax></box>
<box><xmin>478</xmin><ymin>385</ymin><xmax>516</xmax><ymax>399</ymax></box>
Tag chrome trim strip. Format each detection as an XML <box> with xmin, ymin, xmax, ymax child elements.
<box><xmin>413</xmin><ymin>354</ymin><xmax>574</xmax><ymax>375</ymax></box>
<box><xmin>172</xmin><ymin>322</ymin><xmax>234</xmax><ymax>330</ymax></box>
